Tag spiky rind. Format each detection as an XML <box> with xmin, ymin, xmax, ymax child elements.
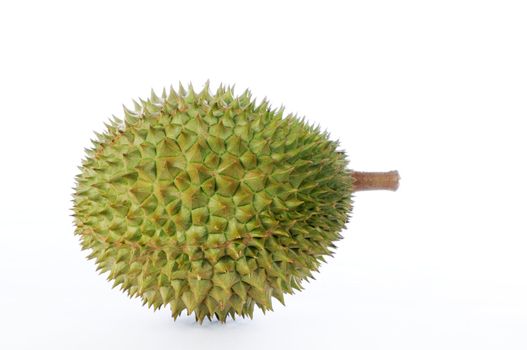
<box><xmin>73</xmin><ymin>83</ymin><xmax>353</xmax><ymax>323</ymax></box>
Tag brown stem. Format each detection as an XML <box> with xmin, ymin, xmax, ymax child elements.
<box><xmin>351</xmin><ymin>170</ymin><xmax>400</xmax><ymax>192</ymax></box>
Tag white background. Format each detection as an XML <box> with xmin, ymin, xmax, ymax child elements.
<box><xmin>1</xmin><ymin>1</ymin><xmax>526</xmax><ymax>349</ymax></box>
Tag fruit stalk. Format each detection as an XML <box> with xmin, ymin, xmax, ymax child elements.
<box><xmin>351</xmin><ymin>170</ymin><xmax>400</xmax><ymax>192</ymax></box>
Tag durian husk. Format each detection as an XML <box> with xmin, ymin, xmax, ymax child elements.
<box><xmin>73</xmin><ymin>83</ymin><xmax>354</xmax><ymax>323</ymax></box>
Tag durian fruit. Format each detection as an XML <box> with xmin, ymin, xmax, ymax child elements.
<box><xmin>73</xmin><ymin>83</ymin><xmax>399</xmax><ymax>323</ymax></box>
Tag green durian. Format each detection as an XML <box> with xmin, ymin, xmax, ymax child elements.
<box><xmin>73</xmin><ymin>82</ymin><xmax>398</xmax><ymax>323</ymax></box>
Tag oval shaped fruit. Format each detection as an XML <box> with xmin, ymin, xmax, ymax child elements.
<box><xmin>73</xmin><ymin>83</ymin><xmax>354</xmax><ymax>322</ymax></box>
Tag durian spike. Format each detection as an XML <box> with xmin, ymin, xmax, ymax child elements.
<box><xmin>351</xmin><ymin>170</ymin><xmax>400</xmax><ymax>192</ymax></box>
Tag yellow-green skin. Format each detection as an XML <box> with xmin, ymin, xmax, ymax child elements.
<box><xmin>73</xmin><ymin>84</ymin><xmax>353</xmax><ymax>322</ymax></box>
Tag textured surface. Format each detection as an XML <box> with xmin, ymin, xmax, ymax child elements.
<box><xmin>73</xmin><ymin>84</ymin><xmax>353</xmax><ymax>322</ymax></box>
